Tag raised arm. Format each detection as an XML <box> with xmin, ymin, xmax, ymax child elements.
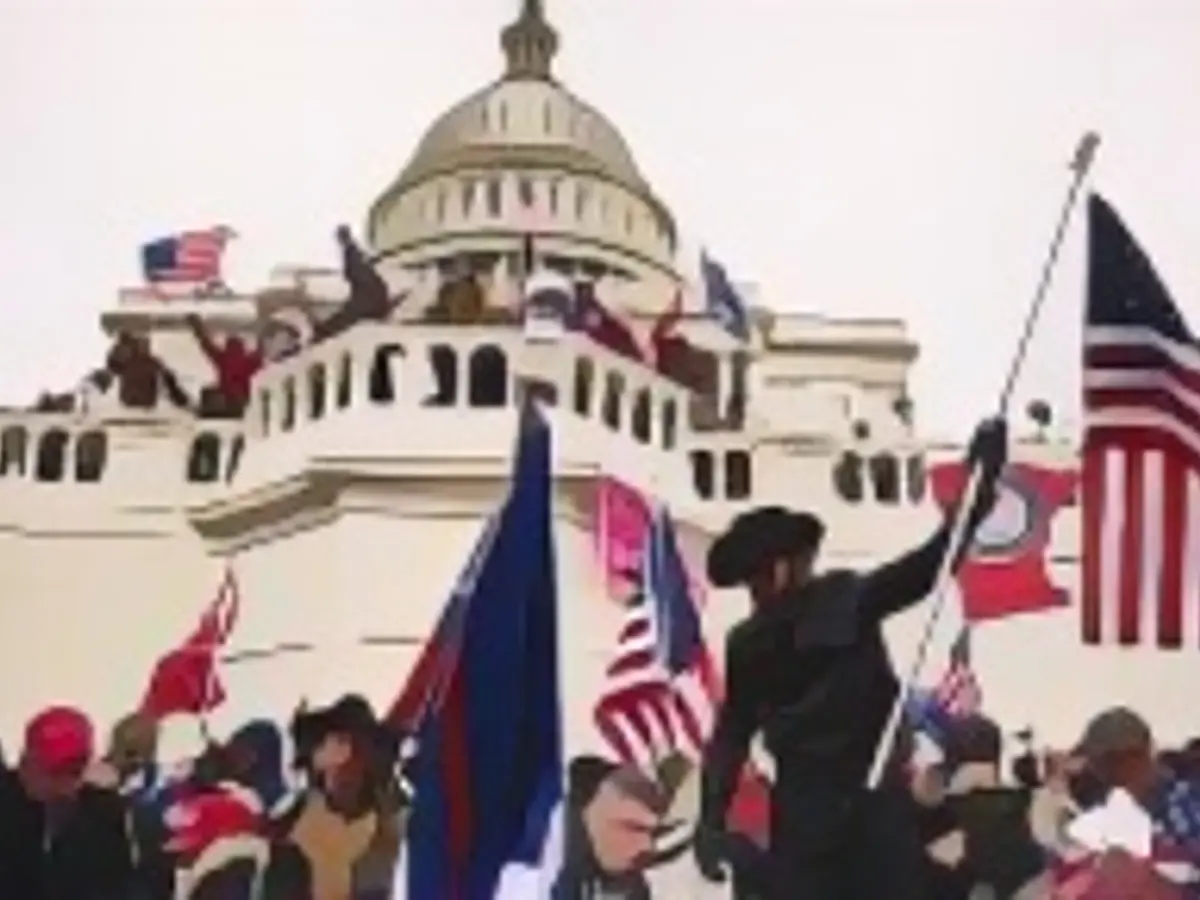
<box><xmin>858</xmin><ymin>417</ymin><xmax>1008</xmax><ymax>623</ymax></box>
<box><xmin>185</xmin><ymin>313</ymin><xmax>223</xmax><ymax>369</ymax></box>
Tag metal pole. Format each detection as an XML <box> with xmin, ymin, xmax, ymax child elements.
<box><xmin>866</xmin><ymin>131</ymin><xmax>1101</xmax><ymax>790</ymax></box>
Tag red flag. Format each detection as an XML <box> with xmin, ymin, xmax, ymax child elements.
<box><xmin>572</xmin><ymin>281</ymin><xmax>645</xmax><ymax>363</ymax></box>
<box><xmin>929</xmin><ymin>461</ymin><xmax>1077</xmax><ymax>622</ymax></box>
<box><xmin>140</xmin><ymin>569</ymin><xmax>240</xmax><ymax>719</ymax></box>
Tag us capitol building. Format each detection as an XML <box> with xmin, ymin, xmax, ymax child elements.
<box><xmin>0</xmin><ymin>1</ymin><xmax>1189</xmax><ymax>758</ymax></box>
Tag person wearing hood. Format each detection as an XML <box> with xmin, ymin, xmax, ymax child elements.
<box><xmin>693</xmin><ymin>417</ymin><xmax>1008</xmax><ymax>900</ymax></box>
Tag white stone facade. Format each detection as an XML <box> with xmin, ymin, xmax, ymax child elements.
<box><xmin>0</xmin><ymin>1</ymin><xmax>1194</xmax><ymax>765</ymax></box>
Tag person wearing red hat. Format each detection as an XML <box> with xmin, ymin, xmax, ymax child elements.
<box><xmin>0</xmin><ymin>706</ymin><xmax>135</xmax><ymax>899</ymax></box>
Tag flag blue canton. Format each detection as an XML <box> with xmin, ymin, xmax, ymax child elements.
<box><xmin>1087</xmin><ymin>195</ymin><xmax>1192</xmax><ymax>341</ymax></box>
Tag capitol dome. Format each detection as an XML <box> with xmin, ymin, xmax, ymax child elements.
<box><xmin>365</xmin><ymin>0</ymin><xmax>680</xmax><ymax>292</ymax></box>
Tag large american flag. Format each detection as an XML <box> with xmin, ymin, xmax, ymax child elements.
<box><xmin>141</xmin><ymin>227</ymin><xmax>234</xmax><ymax>285</ymax></box>
<box><xmin>593</xmin><ymin>507</ymin><xmax>717</xmax><ymax>768</ymax></box>
<box><xmin>1081</xmin><ymin>194</ymin><xmax>1200</xmax><ymax>649</ymax></box>
<box><xmin>933</xmin><ymin>626</ymin><xmax>981</xmax><ymax>718</ymax></box>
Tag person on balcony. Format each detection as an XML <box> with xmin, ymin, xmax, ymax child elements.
<box><xmin>184</xmin><ymin>315</ymin><xmax>263</xmax><ymax>417</ymax></box>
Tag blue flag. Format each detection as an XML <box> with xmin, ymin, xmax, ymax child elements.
<box><xmin>405</xmin><ymin>402</ymin><xmax>563</xmax><ymax>899</ymax></box>
<box><xmin>643</xmin><ymin>506</ymin><xmax>704</xmax><ymax>676</ymax></box>
<box><xmin>700</xmin><ymin>251</ymin><xmax>751</xmax><ymax>342</ymax></box>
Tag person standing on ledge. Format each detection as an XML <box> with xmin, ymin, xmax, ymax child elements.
<box><xmin>693</xmin><ymin>417</ymin><xmax>1008</xmax><ymax>900</ymax></box>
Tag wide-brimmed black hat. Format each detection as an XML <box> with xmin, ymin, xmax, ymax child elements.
<box><xmin>290</xmin><ymin>694</ymin><xmax>396</xmax><ymax>768</ymax></box>
<box><xmin>706</xmin><ymin>506</ymin><xmax>825</xmax><ymax>588</ymax></box>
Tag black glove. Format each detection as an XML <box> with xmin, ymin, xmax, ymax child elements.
<box><xmin>693</xmin><ymin>820</ymin><xmax>729</xmax><ymax>884</ymax></box>
<box><xmin>966</xmin><ymin>416</ymin><xmax>1008</xmax><ymax>483</ymax></box>
<box><xmin>958</xmin><ymin>416</ymin><xmax>1009</xmax><ymax>538</ymax></box>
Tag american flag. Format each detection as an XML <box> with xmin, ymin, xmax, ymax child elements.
<box><xmin>933</xmin><ymin>627</ymin><xmax>981</xmax><ymax>718</ymax></box>
<box><xmin>141</xmin><ymin>226</ymin><xmax>235</xmax><ymax>286</ymax></box>
<box><xmin>1081</xmin><ymin>194</ymin><xmax>1200</xmax><ymax>649</ymax></box>
<box><xmin>593</xmin><ymin>507</ymin><xmax>717</xmax><ymax>768</ymax></box>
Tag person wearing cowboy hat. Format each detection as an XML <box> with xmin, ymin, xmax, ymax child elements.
<box><xmin>693</xmin><ymin>416</ymin><xmax>1008</xmax><ymax>900</ymax></box>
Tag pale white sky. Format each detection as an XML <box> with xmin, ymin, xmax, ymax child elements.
<box><xmin>1</xmin><ymin>0</ymin><xmax>1198</xmax><ymax>437</ymax></box>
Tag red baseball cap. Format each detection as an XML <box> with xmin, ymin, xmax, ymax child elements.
<box><xmin>24</xmin><ymin>706</ymin><xmax>94</xmax><ymax>775</ymax></box>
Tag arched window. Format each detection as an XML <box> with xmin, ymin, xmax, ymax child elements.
<box><xmin>461</xmin><ymin>179</ymin><xmax>476</xmax><ymax>218</ymax></box>
<box><xmin>35</xmin><ymin>428</ymin><xmax>69</xmax><ymax>482</ymax></box>
<box><xmin>336</xmin><ymin>353</ymin><xmax>352</xmax><ymax>409</ymax></box>
<box><xmin>631</xmin><ymin>389</ymin><xmax>652</xmax><ymax>443</ymax></box>
<box><xmin>498</xmin><ymin>102</ymin><xmax>508</xmax><ymax>131</ymax></box>
<box><xmin>0</xmin><ymin>425</ymin><xmax>28</xmax><ymax>476</ymax></box>
<box><xmin>281</xmin><ymin>378</ymin><xmax>296</xmax><ymax>431</ymax></box>
<box><xmin>601</xmin><ymin>371</ymin><xmax>624</xmax><ymax>429</ymax></box>
<box><xmin>906</xmin><ymin>455</ymin><xmax>927</xmax><ymax>503</ymax></box>
<box><xmin>74</xmin><ymin>430</ymin><xmax>107</xmax><ymax>482</ymax></box>
<box><xmin>435</xmin><ymin>188</ymin><xmax>447</xmax><ymax>222</ymax></box>
<box><xmin>468</xmin><ymin>345</ymin><xmax>508</xmax><ymax>407</ymax></box>
<box><xmin>259</xmin><ymin>390</ymin><xmax>272</xmax><ymax>435</ymax></box>
<box><xmin>187</xmin><ymin>432</ymin><xmax>222</xmax><ymax>483</ymax></box>
<box><xmin>518</xmin><ymin>178</ymin><xmax>535</xmax><ymax>209</ymax></box>
<box><xmin>486</xmin><ymin>179</ymin><xmax>502</xmax><ymax>218</ymax></box>
<box><xmin>370</xmin><ymin>344</ymin><xmax>406</xmax><ymax>404</ymax></box>
<box><xmin>833</xmin><ymin>452</ymin><xmax>865</xmax><ymax>503</ymax></box>
<box><xmin>573</xmin><ymin>357</ymin><xmax>594</xmax><ymax>415</ymax></box>
<box><xmin>725</xmin><ymin>450</ymin><xmax>752</xmax><ymax>500</ymax></box>
<box><xmin>575</xmin><ymin>185</ymin><xmax>590</xmax><ymax>220</ymax></box>
<box><xmin>661</xmin><ymin>399</ymin><xmax>677</xmax><ymax>450</ymax></box>
<box><xmin>308</xmin><ymin>365</ymin><xmax>326</xmax><ymax>420</ymax></box>
<box><xmin>869</xmin><ymin>453</ymin><xmax>900</xmax><ymax>504</ymax></box>
<box><xmin>690</xmin><ymin>450</ymin><xmax>715</xmax><ymax>500</ymax></box>
<box><xmin>424</xmin><ymin>344</ymin><xmax>459</xmax><ymax>407</ymax></box>
<box><xmin>542</xmin><ymin>101</ymin><xmax>552</xmax><ymax>133</ymax></box>
<box><xmin>548</xmin><ymin>181</ymin><xmax>560</xmax><ymax>216</ymax></box>
<box><xmin>225</xmin><ymin>434</ymin><xmax>245</xmax><ymax>483</ymax></box>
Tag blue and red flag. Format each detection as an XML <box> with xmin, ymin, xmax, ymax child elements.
<box><xmin>385</xmin><ymin>515</ymin><xmax>499</xmax><ymax>735</ymax></box>
<box><xmin>405</xmin><ymin>401</ymin><xmax>563</xmax><ymax>899</ymax></box>
<box><xmin>929</xmin><ymin>461</ymin><xmax>1077</xmax><ymax>622</ymax></box>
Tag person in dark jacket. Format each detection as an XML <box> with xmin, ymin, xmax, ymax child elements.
<box><xmin>0</xmin><ymin>706</ymin><xmax>136</xmax><ymax>900</ymax></box>
<box><xmin>312</xmin><ymin>226</ymin><xmax>406</xmax><ymax>343</ymax></box>
<box><xmin>693</xmin><ymin>417</ymin><xmax>1008</xmax><ymax>900</ymax></box>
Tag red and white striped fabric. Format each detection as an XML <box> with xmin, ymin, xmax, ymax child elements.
<box><xmin>1051</xmin><ymin>842</ymin><xmax>1198</xmax><ymax>898</ymax></box>
<box><xmin>1081</xmin><ymin>194</ymin><xmax>1200</xmax><ymax>648</ymax></box>
<box><xmin>593</xmin><ymin>595</ymin><xmax>715</xmax><ymax>770</ymax></box>
<box><xmin>932</xmin><ymin>627</ymin><xmax>981</xmax><ymax>718</ymax></box>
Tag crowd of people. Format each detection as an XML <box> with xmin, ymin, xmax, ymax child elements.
<box><xmin>0</xmin><ymin>690</ymin><xmax>1196</xmax><ymax>898</ymax></box>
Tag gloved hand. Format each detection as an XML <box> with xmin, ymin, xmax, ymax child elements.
<box><xmin>692</xmin><ymin>820</ymin><xmax>729</xmax><ymax>883</ymax></box>
<box><xmin>966</xmin><ymin>416</ymin><xmax>1008</xmax><ymax>483</ymax></box>
<box><xmin>954</xmin><ymin>416</ymin><xmax>1009</xmax><ymax>551</ymax></box>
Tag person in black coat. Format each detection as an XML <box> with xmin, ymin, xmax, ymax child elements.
<box><xmin>0</xmin><ymin>706</ymin><xmax>136</xmax><ymax>900</ymax></box>
<box><xmin>693</xmin><ymin>417</ymin><xmax>1008</xmax><ymax>900</ymax></box>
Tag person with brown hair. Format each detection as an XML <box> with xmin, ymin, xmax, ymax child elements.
<box><xmin>276</xmin><ymin>695</ymin><xmax>404</xmax><ymax>900</ymax></box>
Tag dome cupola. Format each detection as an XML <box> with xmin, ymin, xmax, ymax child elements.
<box><xmin>501</xmin><ymin>0</ymin><xmax>559</xmax><ymax>81</ymax></box>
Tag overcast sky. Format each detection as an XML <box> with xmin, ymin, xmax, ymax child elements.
<box><xmin>1</xmin><ymin>0</ymin><xmax>1197</xmax><ymax>438</ymax></box>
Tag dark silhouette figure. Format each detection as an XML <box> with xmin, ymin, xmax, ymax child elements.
<box><xmin>312</xmin><ymin>226</ymin><xmax>405</xmax><ymax>342</ymax></box>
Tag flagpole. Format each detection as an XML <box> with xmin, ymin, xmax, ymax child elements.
<box><xmin>865</xmin><ymin>132</ymin><xmax>1100</xmax><ymax>790</ymax></box>
<box><xmin>197</xmin><ymin>563</ymin><xmax>237</xmax><ymax>747</ymax></box>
